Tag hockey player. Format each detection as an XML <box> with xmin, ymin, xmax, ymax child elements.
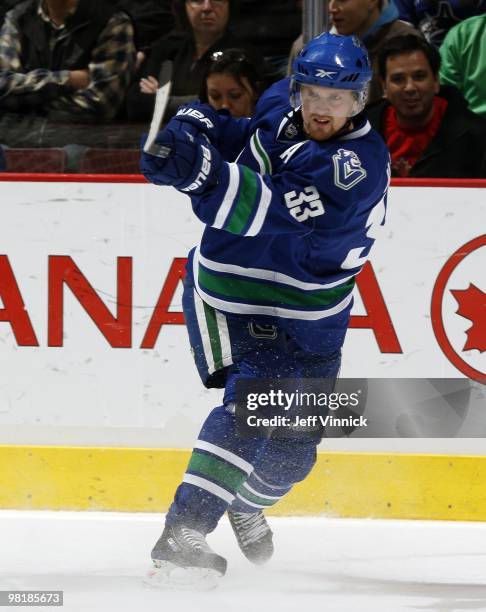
<box><xmin>140</xmin><ymin>32</ymin><xmax>390</xmax><ymax>589</ymax></box>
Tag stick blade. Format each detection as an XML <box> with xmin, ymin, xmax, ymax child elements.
<box><xmin>143</xmin><ymin>60</ymin><xmax>173</xmax><ymax>156</ymax></box>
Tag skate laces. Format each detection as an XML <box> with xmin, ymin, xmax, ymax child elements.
<box><xmin>231</xmin><ymin>512</ymin><xmax>270</xmax><ymax>546</ymax></box>
<box><xmin>179</xmin><ymin>527</ymin><xmax>211</xmax><ymax>553</ymax></box>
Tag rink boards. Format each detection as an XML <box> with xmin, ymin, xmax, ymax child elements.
<box><xmin>0</xmin><ymin>175</ymin><xmax>485</xmax><ymax>518</ymax></box>
<box><xmin>2</xmin><ymin>445</ymin><xmax>486</xmax><ymax>521</ymax></box>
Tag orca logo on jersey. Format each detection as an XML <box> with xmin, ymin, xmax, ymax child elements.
<box><xmin>332</xmin><ymin>148</ymin><xmax>367</xmax><ymax>190</ymax></box>
<box><xmin>176</xmin><ymin>108</ymin><xmax>214</xmax><ymax>130</ymax></box>
<box><xmin>315</xmin><ymin>69</ymin><xmax>337</xmax><ymax>78</ymax></box>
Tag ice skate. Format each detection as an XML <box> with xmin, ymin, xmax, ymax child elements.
<box><xmin>228</xmin><ymin>510</ymin><xmax>274</xmax><ymax>565</ymax></box>
<box><xmin>143</xmin><ymin>524</ymin><xmax>227</xmax><ymax>591</ymax></box>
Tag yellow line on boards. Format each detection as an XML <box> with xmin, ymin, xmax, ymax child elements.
<box><xmin>1</xmin><ymin>446</ymin><xmax>485</xmax><ymax>520</ymax></box>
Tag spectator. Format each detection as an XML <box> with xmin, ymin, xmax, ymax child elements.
<box><xmin>119</xmin><ymin>0</ymin><xmax>175</xmax><ymax>53</ymax></box>
<box><xmin>0</xmin><ymin>146</ymin><xmax>4</xmax><ymax>172</ymax></box>
<box><xmin>0</xmin><ymin>0</ymin><xmax>17</xmax><ymax>27</ymax></box>
<box><xmin>288</xmin><ymin>0</ymin><xmax>420</xmax><ymax>104</ymax></box>
<box><xmin>199</xmin><ymin>48</ymin><xmax>266</xmax><ymax>117</ymax></box>
<box><xmin>367</xmin><ymin>34</ymin><xmax>486</xmax><ymax>177</ymax></box>
<box><xmin>235</xmin><ymin>0</ymin><xmax>302</xmax><ymax>79</ymax></box>
<box><xmin>394</xmin><ymin>0</ymin><xmax>485</xmax><ymax>47</ymax></box>
<box><xmin>439</xmin><ymin>14</ymin><xmax>486</xmax><ymax>117</ymax></box>
<box><xmin>0</xmin><ymin>0</ymin><xmax>135</xmax><ymax>122</ymax></box>
<box><xmin>126</xmin><ymin>0</ymin><xmax>263</xmax><ymax>122</ymax></box>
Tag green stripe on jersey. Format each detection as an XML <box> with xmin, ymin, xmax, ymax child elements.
<box><xmin>254</xmin><ymin>131</ymin><xmax>272</xmax><ymax>174</ymax></box>
<box><xmin>188</xmin><ymin>450</ymin><xmax>248</xmax><ymax>492</ymax></box>
<box><xmin>238</xmin><ymin>486</ymin><xmax>277</xmax><ymax>507</ymax></box>
<box><xmin>198</xmin><ymin>266</ymin><xmax>355</xmax><ymax>308</ymax></box>
<box><xmin>202</xmin><ymin>301</ymin><xmax>224</xmax><ymax>371</ymax></box>
<box><xmin>224</xmin><ymin>166</ymin><xmax>258</xmax><ymax>234</ymax></box>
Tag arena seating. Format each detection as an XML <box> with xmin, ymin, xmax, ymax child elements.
<box><xmin>4</xmin><ymin>148</ymin><xmax>67</xmax><ymax>173</ymax></box>
<box><xmin>78</xmin><ymin>149</ymin><xmax>140</xmax><ymax>174</ymax></box>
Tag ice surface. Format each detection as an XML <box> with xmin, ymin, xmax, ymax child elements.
<box><xmin>1</xmin><ymin>510</ymin><xmax>486</xmax><ymax>612</ymax></box>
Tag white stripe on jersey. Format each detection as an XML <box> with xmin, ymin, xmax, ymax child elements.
<box><xmin>197</xmin><ymin>248</ymin><xmax>355</xmax><ymax>290</ymax></box>
<box><xmin>214</xmin><ymin>311</ymin><xmax>233</xmax><ymax>368</ymax></box>
<box><xmin>212</xmin><ymin>163</ymin><xmax>239</xmax><ymax>229</ymax></box>
<box><xmin>194</xmin><ymin>440</ymin><xmax>253</xmax><ymax>474</ymax></box>
<box><xmin>250</xmin><ymin>130</ymin><xmax>267</xmax><ymax>175</ymax></box>
<box><xmin>244</xmin><ymin>176</ymin><xmax>272</xmax><ymax>236</ymax></box>
<box><xmin>183</xmin><ymin>474</ymin><xmax>235</xmax><ymax>504</ymax></box>
<box><xmin>195</xmin><ymin>272</ymin><xmax>354</xmax><ymax>320</ymax></box>
<box><xmin>339</xmin><ymin>120</ymin><xmax>371</xmax><ymax>140</ymax></box>
<box><xmin>193</xmin><ymin>288</ymin><xmax>216</xmax><ymax>374</ymax></box>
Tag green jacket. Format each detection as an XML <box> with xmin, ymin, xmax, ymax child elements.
<box><xmin>439</xmin><ymin>14</ymin><xmax>486</xmax><ymax>117</ymax></box>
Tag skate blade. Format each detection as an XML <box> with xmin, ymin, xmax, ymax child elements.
<box><xmin>143</xmin><ymin>561</ymin><xmax>222</xmax><ymax>591</ymax></box>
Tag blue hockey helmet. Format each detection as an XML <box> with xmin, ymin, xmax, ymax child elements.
<box><xmin>290</xmin><ymin>33</ymin><xmax>372</xmax><ymax>116</ymax></box>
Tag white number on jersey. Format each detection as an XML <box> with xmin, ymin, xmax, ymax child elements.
<box><xmin>284</xmin><ymin>186</ymin><xmax>325</xmax><ymax>222</ymax></box>
<box><xmin>341</xmin><ymin>195</ymin><xmax>386</xmax><ymax>269</ymax></box>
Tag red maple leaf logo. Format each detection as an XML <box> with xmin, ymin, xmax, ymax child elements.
<box><xmin>450</xmin><ymin>284</ymin><xmax>486</xmax><ymax>352</ymax></box>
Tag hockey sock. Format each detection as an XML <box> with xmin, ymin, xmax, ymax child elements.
<box><xmin>165</xmin><ymin>404</ymin><xmax>267</xmax><ymax>534</ymax></box>
<box><xmin>230</xmin><ymin>436</ymin><xmax>318</xmax><ymax>512</ymax></box>
<box><xmin>229</xmin><ymin>470</ymin><xmax>293</xmax><ymax>513</ymax></box>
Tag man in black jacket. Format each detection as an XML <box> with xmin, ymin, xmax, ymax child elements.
<box><xmin>367</xmin><ymin>34</ymin><xmax>485</xmax><ymax>178</ymax></box>
<box><xmin>0</xmin><ymin>0</ymin><xmax>135</xmax><ymax>121</ymax></box>
<box><xmin>126</xmin><ymin>0</ymin><xmax>264</xmax><ymax>123</ymax></box>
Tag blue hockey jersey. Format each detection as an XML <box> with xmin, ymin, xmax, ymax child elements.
<box><xmin>186</xmin><ymin>79</ymin><xmax>390</xmax><ymax>354</ymax></box>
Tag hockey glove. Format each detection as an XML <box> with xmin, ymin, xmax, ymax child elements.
<box><xmin>164</xmin><ymin>103</ymin><xmax>224</xmax><ymax>145</ymax></box>
<box><xmin>141</xmin><ymin>128</ymin><xmax>222</xmax><ymax>195</ymax></box>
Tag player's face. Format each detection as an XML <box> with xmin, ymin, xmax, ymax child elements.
<box><xmin>206</xmin><ymin>73</ymin><xmax>257</xmax><ymax>117</ymax></box>
<box><xmin>329</xmin><ymin>0</ymin><xmax>379</xmax><ymax>37</ymax></box>
<box><xmin>300</xmin><ymin>85</ymin><xmax>356</xmax><ymax>140</ymax></box>
<box><xmin>382</xmin><ymin>51</ymin><xmax>439</xmax><ymax>125</ymax></box>
<box><xmin>185</xmin><ymin>0</ymin><xmax>229</xmax><ymax>38</ymax></box>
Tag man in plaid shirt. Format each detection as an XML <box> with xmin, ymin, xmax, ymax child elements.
<box><xmin>0</xmin><ymin>0</ymin><xmax>135</xmax><ymax>121</ymax></box>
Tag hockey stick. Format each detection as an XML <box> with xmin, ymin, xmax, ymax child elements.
<box><xmin>143</xmin><ymin>60</ymin><xmax>173</xmax><ymax>158</ymax></box>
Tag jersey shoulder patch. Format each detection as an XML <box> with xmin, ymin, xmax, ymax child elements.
<box><xmin>332</xmin><ymin>148</ymin><xmax>367</xmax><ymax>191</ymax></box>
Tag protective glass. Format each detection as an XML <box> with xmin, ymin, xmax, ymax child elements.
<box><xmin>291</xmin><ymin>81</ymin><xmax>368</xmax><ymax>117</ymax></box>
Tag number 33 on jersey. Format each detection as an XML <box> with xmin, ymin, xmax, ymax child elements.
<box><xmin>284</xmin><ymin>186</ymin><xmax>324</xmax><ymax>222</ymax></box>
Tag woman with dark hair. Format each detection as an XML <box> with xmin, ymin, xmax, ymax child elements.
<box><xmin>200</xmin><ymin>48</ymin><xmax>266</xmax><ymax>117</ymax></box>
<box><xmin>126</xmin><ymin>0</ymin><xmax>261</xmax><ymax>122</ymax></box>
